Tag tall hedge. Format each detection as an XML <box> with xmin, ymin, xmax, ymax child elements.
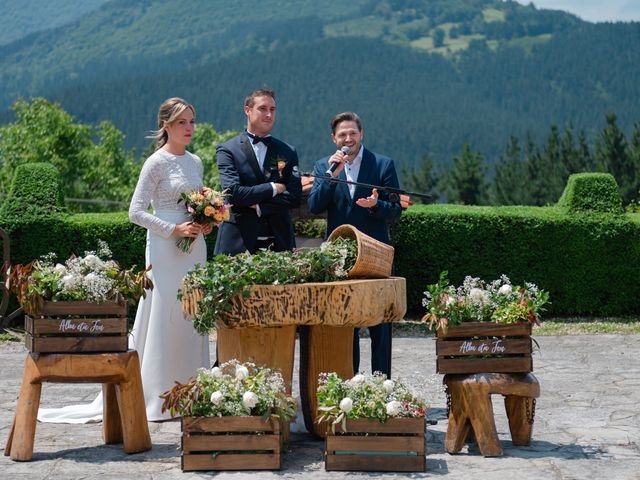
<box><xmin>557</xmin><ymin>172</ymin><xmax>624</xmax><ymax>214</ymax></box>
<box><xmin>2</xmin><ymin>164</ymin><xmax>639</xmax><ymax>317</ymax></box>
<box><xmin>0</xmin><ymin>163</ymin><xmax>65</xmax><ymax>217</ymax></box>
<box><xmin>393</xmin><ymin>205</ymin><xmax>640</xmax><ymax>316</ymax></box>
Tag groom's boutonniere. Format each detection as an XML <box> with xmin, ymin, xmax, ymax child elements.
<box><xmin>271</xmin><ymin>156</ymin><xmax>287</xmax><ymax>179</ymax></box>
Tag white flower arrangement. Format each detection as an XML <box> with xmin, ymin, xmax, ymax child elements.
<box><xmin>422</xmin><ymin>271</ymin><xmax>550</xmax><ymax>333</ymax></box>
<box><xmin>161</xmin><ymin>359</ymin><xmax>297</xmax><ymax>421</ymax></box>
<box><xmin>7</xmin><ymin>240</ymin><xmax>151</xmax><ymax>314</ymax></box>
<box><xmin>317</xmin><ymin>372</ymin><xmax>427</xmax><ymax>432</ymax></box>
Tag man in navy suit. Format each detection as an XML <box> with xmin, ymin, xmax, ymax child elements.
<box><xmin>215</xmin><ymin>89</ymin><xmax>302</xmax><ymax>254</ymax></box>
<box><xmin>308</xmin><ymin>112</ymin><xmax>402</xmax><ymax>377</ymax></box>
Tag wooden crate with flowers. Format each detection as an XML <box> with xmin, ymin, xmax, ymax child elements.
<box><xmin>423</xmin><ymin>272</ymin><xmax>549</xmax><ymax>374</ymax></box>
<box><xmin>317</xmin><ymin>372</ymin><xmax>427</xmax><ymax>472</ymax></box>
<box><xmin>7</xmin><ymin>242</ymin><xmax>151</xmax><ymax>353</ymax></box>
<box><xmin>161</xmin><ymin>360</ymin><xmax>297</xmax><ymax>472</ymax></box>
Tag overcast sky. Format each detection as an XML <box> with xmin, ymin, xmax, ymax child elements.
<box><xmin>514</xmin><ymin>1</ymin><xmax>640</xmax><ymax>22</ymax></box>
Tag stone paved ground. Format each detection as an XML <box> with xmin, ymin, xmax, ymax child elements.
<box><xmin>1</xmin><ymin>334</ymin><xmax>639</xmax><ymax>479</ymax></box>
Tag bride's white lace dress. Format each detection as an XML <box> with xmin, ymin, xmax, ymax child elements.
<box><xmin>38</xmin><ymin>149</ymin><xmax>210</xmax><ymax>423</ymax></box>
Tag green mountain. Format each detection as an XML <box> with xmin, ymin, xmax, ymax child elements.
<box><xmin>1</xmin><ymin>0</ymin><xmax>639</xmax><ymax>170</ymax></box>
<box><xmin>0</xmin><ymin>0</ymin><xmax>108</xmax><ymax>46</ymax></box>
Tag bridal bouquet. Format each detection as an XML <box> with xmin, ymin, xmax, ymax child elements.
<box><xmin>176</xmin><ymin>186</ymin><xmax>230</xmax><ymax>253</ymax></box>
<box><xmin>422</xmin><ymin>271</ymin><xmax>549</xmax><ymax>333</ymax></box>
<box><xmin>160</xmin><ymin>360</ymin><xmax>297</xmax><ymax>421</ymax></box>
<box><xmin>316</xmin><ymin>372</ymin><xmax>427</xmax><ymax>432</ymax></box>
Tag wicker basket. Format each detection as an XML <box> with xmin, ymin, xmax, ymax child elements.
<box><xmin>327</xmin><ymin>224</ymin><xmax>394</xmax><ymax>279</ymax></box>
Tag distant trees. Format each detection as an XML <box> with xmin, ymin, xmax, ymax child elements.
<box><xmin>0</xmin><ymin>98</ymin><xmax>139</xmax><ymax>210</ymax></box>
<box><xmin>404</xmin><ymin>114</ymin><xmax>640</xmax><ymax>207</ymax></box>
<box><xmin>0</xmin><ymin>98</ymin><xmax>238</xmax><ymax>211</ymax></box>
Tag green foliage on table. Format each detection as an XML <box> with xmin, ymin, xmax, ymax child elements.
<box><xmin>557</xmin><ymin>172</ymin><xmax>624</xmax><ymax>214</ymax></box>
<box><xmin>180</xmin><ymin>238</ymin><xmax>358</xmax><ymax>334</ymax></box>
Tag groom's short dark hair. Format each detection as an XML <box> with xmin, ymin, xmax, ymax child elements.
<box><xmin>331</xmin><ymin>112</ymin><xmax>362</xmax><ymax>133</ymax></box>
<box><xmin>245</xmin><ymin>88</ymin><xmax>276</xmax><ymax>108</ymax></box>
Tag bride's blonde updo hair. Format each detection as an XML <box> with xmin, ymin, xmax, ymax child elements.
<box><xmin>150</xmin><ymin>97</ymin><xmax>195</xmax><ymax>150</ymax></box>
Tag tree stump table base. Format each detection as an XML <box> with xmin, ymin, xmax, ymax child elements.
<box><xmin>4</xmin><ymin>350</ymin><xmax>151</xmax><ymax>461</ymax></box>
<box><xmin>443</xmin><ymin>373</ymin><xmax>540</xmax><ymax>457</ymax></box>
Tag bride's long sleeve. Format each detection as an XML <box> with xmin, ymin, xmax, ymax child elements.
<box><xmin>129</xmin><ymin>157</ymin><xmax>176</xmax><ymax>239</ymax></box>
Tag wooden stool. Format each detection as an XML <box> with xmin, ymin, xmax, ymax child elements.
<box><xmin>443</xmin><ymin>373</ymin><xmax>539</xmax><ymax>457</ymax></box>
<box><xmin>4</xmin><ymin>350</ymin><xmax>151</xmax><ymax>461</ymax></box>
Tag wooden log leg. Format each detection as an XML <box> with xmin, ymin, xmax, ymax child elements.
<box><xmin>10</xmin><ymin>355</ymin><xmax>42</xmax><ymax>461</ymax></box>
<box><xmin>4</xmin><ymin>416</ymin><xmax>15</xmax><ymax>456</ymax></box>
<box><xmin>102</xmin><ymin>383</ymin><xmax>123</xmax><ymax>445</ymax></box>
<box><xmin>444</xmin><ymin>384</ymin><xmax>472</xmax><ymax>454</ymax></box>
<box><xmin>217</xmin><ymin>326</ymin><xmax>296</xmax><ymax>393</ymax></box>
<box><xmin>116</xmin><ymin>353</ymin><xmax>151</xmax><ymax>454</ymax></box>
<box><xmin>461</xmin><ymin>389</ymin><xmax>502</xmax><ymax>457</ymax></box>
<box><xmin>217</xmin><ymin>325</ymin><xmax>297</xmax><ymax>444</ymax></box>
<box><xmin>300</xmin><ymin>325</ymin><xmax>354</xmax><ymax>438</ymax></box>
<box><xmin>505</xmin><ymin>395</ymin><xmax>535</xmax><ymax>446</ymax></box>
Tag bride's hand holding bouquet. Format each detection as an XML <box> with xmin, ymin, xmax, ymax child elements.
<box><xmin>175</xmin><ymin>186</ymin><xmax>230</xmax><ymax>253</ymax></box>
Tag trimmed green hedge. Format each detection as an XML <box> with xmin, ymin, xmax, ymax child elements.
<box><xmin>2</xmin><ymin>164</ymin><xmax>639</xmax><ymax>317</ymax></box>
<box><xmin>393</xmin><ymin>205</ymin><xmax>640</xmax><ymax>316</ymax></box>
<box><xmin>1</xmin><ymin>163</ymin><xmax>65</xmax><ymax>217</ymax></box>
<box><xmin>557</xmin><ymin>172</ymin><xmax>624</xmax><ymax>214</ymax></box>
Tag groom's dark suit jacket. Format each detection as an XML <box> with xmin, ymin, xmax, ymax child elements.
<box><xmin>214</xmin><ymin>132</ymin><xmax>302</xmax><ymax>254</ymax></box>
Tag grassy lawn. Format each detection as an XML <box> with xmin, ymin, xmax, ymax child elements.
<box><xmin>2</xmin><ymin>318</ymin><xmax>639</xmax><ymax>344</ymax></box>
<box><xmin>393</xmin><ymin>317</ymin><xmax>640</xmax><ymax>337</ymax></box>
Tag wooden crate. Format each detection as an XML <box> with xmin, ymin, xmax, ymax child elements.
<box><xmin>325</xmin><ymin>418</ymin><xmax>425</xmax><ymax>472</ymax></box>
<box><xmin>181</xmin><ymin>416</ymin><xmax>283</xmax><ymax>471</ymax></box>
<box><xmin>25</xmin><ymin>300</ymin><xmax>128</xmax><ymax>353</ymax></box>
<box><xmin>436</xmin><ymin>322</ymin><xmax>533</xmax><ymax>374</ymax></box>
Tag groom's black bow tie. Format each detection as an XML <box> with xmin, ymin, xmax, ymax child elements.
<box><xmin>247</xmin><ymin>132</ymin><xmax>272</xmax><ymax>146</ymax></box>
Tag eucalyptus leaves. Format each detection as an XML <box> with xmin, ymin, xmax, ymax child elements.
<box><xmin>179</xmin><ymin>238</ymin><xmax>358</xmax><ymax>334</ymax></box>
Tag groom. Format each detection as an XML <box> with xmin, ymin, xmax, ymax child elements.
<box><xmin>307</xmin><ymin>111</ymin><xmax>402</xmax><ymax>377</ymax></box>
<box><xmin>214</xmin><ymin>89</ymin><xmax>302</xmax><ymax>254</ymax></box>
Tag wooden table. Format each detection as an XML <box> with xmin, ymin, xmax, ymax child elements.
<box><xmin>216</xmin><ymin>277</ymin><xmax>406</xmax><ymax>437</ymax></box>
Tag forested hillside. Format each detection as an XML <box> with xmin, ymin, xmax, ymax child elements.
<box><xmin>0</xmin><ymin>0</ymin><xmax>108</xmax><ymax>46</ymax></box>
<box><xmin>1</xmin><ymin>0</ymin><xmax>639</xmax><ymax>180</ymax></box>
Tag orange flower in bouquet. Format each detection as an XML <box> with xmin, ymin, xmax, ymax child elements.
<box><xmin>177</xmin><ymin>186</ymin><xmax>230</xmax><ymax>253</ymax></box>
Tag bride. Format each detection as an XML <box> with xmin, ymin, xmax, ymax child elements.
<box><xmin>38</xmin><ymin>98</ymin><xmax>211</xmax><ymax>423</ymax></box>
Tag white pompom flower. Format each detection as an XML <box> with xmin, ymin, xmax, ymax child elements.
<box><xmin>210</xmin><ymin>366</ymin><xmax>222</xmax><ymax>378</ymax></box>
<box><xmin>235</xmin><ymin>365</ymin><xmax>249</xmax><ymax>380</ymax></box>
<box><xmin>383</xmin><ymin>379</ymin><xmax>394</xmax><ymax>394</ymax></box>
<box><xmin>350</xmin><ymin>374</ymin><xmax>365</xmax><ymax>385</ymax></box>
<box><xmin>386</xmin><ymin>400</ymin><xmax>403</xmax><ymax>416</ymax></box>
<box><xmin>339</xmin><ymin>397</ymin><xmax>353</xmax><ymax>413</ymax></box>
<box><xmin>498</xmin><ymin>284</ymin><xmax>513</xmax><ymax>295</ymax></box>
<box><xmin>242</xmin><ymin>391</ymin><xmax>259</xmax><ymax>409</ymax></box>
<box><xmin>210</xmin><ymin>391</ymin><xmax>223</xmax><ymax>405</ymax></box>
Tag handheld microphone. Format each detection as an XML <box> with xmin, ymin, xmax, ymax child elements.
<box><xmin>326</xmin><ymin>146</ymin><xmax>351</xmax><ymax>175</ymax></box>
